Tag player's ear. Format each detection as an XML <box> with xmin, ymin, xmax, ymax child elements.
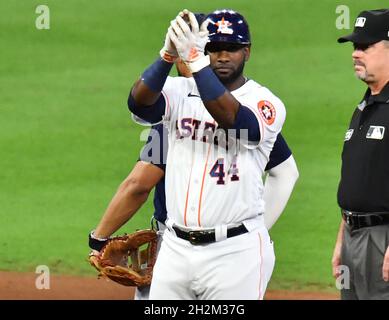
<box><xmin>243</xmin><ymin>46</ymin><xmax>250</xmax><ymax>62</ymax></box>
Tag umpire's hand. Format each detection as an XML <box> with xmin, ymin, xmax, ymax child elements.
<box><xmin>383</xmin><ymin>246</ymin><xmax>389</xmax><ymax>282</ymax></box>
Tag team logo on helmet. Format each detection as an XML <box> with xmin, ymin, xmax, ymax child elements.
<box><xmin>258</xmin><ymin>100</ymin><xmax>276</xmax><ymax>125</ymax></box>
<box><xmin>206</xmin><ymin>9</ymin><xmax>251</xmax><ymax>44</ymax></box>
<box><xmin>215</xmin><ymin>17</ymin><xmax>233</xmax><ymax>34</ymax></box>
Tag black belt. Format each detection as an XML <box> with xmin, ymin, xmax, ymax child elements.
<box><xmin>172</xmin><ymin>224</ymin><xmax>248</xmax><ymax>245</ymax></box>
<box><xmin>341</xmin><ymin>209</ymin><xmax>389</xmax><ymax>230</ymax></box>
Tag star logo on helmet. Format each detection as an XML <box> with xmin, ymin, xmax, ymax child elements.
<box><xmin>215</xmin><ymin>17</ymin><xmax>233</xmax><ymax>34</ymax></box>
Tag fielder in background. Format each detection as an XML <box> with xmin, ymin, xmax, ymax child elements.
<box><xmin>128</xmin><ymin>8</ymin><xmax>288</xmax><ymax>299</ymax></box>
<box><xmin>332</xmin><ymin>8</ymin><xmax>389</xmax><ymax>300</ymax></box>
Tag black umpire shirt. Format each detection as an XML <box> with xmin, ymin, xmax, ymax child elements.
<box><xmin>338</xmin><ymin>82</ymin><xmax>389</xmax><ymax>212</ymax></box>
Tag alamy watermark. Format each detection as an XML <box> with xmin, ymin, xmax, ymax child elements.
<box><xmin>335</xmin><ymin>265</ymin><xmax>350</xmax><ymax>290</ymax></box>
<box><xmin>35</xmin><ymin>265</ymin><xmax>50</xmax><ymax>289</ymax></box>
<box><xmin>139</xmin><ymin>127</ymin><xmax>251</xmax><ymax>167</ymax></box>
<box><xmin>35</xmin><ymin>5</ymin><xmax>50</xmax><ymax>30</ymax></box>
<box><xmin>335</xmin><ymin>5</ymin><xmax>350</xmax><ymax>30</ymax></box>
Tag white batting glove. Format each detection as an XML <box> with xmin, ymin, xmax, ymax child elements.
<box><xmin>160</xmin><ymin>28</ymin><xmax>178</xmax><ymax>63</ymax></box>
<box><xmin>168</xmin><ymin>10</ymin><xmax>210</xmax><ymax>73</ymax></box>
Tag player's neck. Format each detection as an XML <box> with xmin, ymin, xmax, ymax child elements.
<box><xmin>225</xmin><ymin>75</ymin><xmax>247</xmax><ymax>92</ymax></box>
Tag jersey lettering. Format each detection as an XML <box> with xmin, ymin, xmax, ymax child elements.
<box><xmin>209</xmin><ymin>156</ymin><xmax>240</xmax><ymax>185</ymax></box>
<box><xmin>176</xmin><ymin>118</ymin><xmax>238</xmax><ymax>150</ymax></box>
<box><xmin>210</xmin><ymin>158</ymin><xmax>226</xmax><ymax>185</ymax></box>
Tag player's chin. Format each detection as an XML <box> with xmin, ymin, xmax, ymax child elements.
<box><xmin>214</xmin><ymin>69</ymin><xmax>234</xmax><ymax>82</ymax></box>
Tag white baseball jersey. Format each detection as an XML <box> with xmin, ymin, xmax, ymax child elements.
<box><xmin>160</xmin><ymin>76</ymin><xmax>286</xmax><ymax>229</ymax></box>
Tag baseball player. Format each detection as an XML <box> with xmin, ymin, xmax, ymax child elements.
<box><xmin>90</xmin><ymin>57</ymin><xmax>297</xmax><ymax>300</ymax></box>
<box><xmin>128</xmin><ymin>9</ymin><xmax>287</xmax><ymax>299</ymax></box>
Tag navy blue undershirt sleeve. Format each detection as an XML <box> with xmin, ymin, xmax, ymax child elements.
<box><xmin>265</xmin><ymin>133</ymin><xmax>292</xmax><ymax>171</ymax></box>
<box><xmin>232</xmin><ymin>105</ymin><xmax>260</xmax><ymax>143</ymax></box>
<box><xmin>137</xmin><ymin>123</ymin><xmax>168</xmax><ymax>223</ymax></box>
<box><xmin>128</xmin><ymin>94</ymin><xmax>166</xmax><ymax>124</ymax></box>
<box><xmin>153</xmin><ymin>179</ymin><xmax>167</xmax><ymax>223</ymax></box>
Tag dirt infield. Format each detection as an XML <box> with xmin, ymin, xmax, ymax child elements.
<box><xmin>0</xmin><ymin>271</ymin><xmax>339</xmax><ymax>300</ymax></box>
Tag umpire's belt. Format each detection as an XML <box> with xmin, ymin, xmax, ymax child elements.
<box><xmin>341</xmin><ymin>209</ymin><xmax>389</xmax><ymax>230</ymax></box>
<box><xmin>172</xmin><ymin>224</ymin><xmax>248</xmax><ymax>245</ymax></box>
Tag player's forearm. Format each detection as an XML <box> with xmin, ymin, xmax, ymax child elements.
<box><xmin>193</xmin><ymin>66</ymin><xmax>260</xmax><ymax>142</ymax></box>
<box><xmin>193</xmin><ymin>66</ymin><xmax>237</xmax><ymax>128</ymax></box>
<box><xmin>93</xmin><ymin>180</ymin><xmax>150</xmax><ymax>239</ymax></box>
<box><xmin>131</xmin><ymin>57</ymin><xmax>173</xmax><ymax>105</ymax></box>
<box><xmin>264</xmin><ymin>156</ymin><xmax>299</xmax><ymax>230</ymax></box>
<box><xmin>201</xmin><ymin>93</ymin><xmax>241</xmax><ymax>128</ymax></box>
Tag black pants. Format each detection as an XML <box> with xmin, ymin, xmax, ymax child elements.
<box><xmin>341</xmin><ymin>224</ymin><xmax>389</xmax><ymax>300</ymax></box>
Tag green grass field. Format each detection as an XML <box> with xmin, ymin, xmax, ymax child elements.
<box><xmin>0</xmin><ymin>0</ymin><xmax>386</xmax><ymax>292</ymax></box>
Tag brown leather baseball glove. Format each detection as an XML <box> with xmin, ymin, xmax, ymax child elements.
<box><xmin>89</xmin><ymin>229</ymin><xmax>158</xmax><ymax>287</ymax></box>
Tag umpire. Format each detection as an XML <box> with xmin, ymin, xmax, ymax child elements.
<box><xmin>332</xmin><ymin>9</ymin><xmax>389</xmax><ymax>300</ymax></box>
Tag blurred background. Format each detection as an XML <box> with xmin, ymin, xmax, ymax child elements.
<box><xmin>0</xmin><ymin>0</ymin><xmax>386</xmax><ymax>295</ymax></box>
